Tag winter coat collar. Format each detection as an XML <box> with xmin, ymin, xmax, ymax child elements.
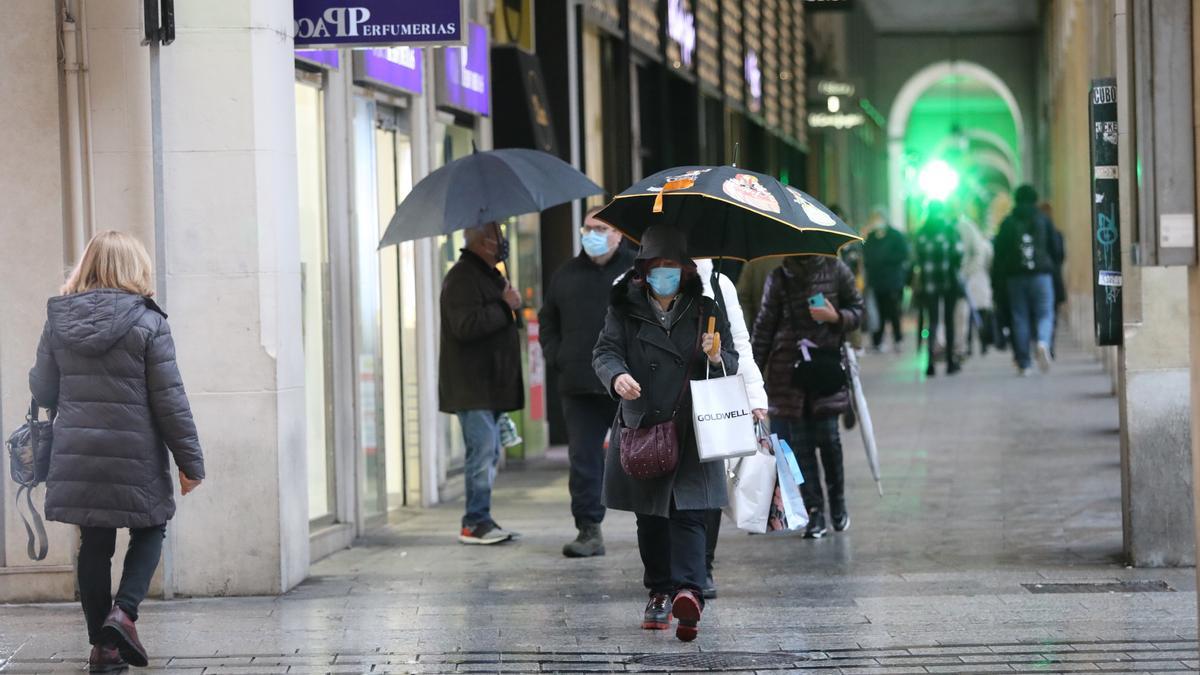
<box><xmin>610</xmin><ymin>271</ymin><xmax>704</xmax><ymax>323</ymax></box>
<box><xmin>459</xmin><ymin>249</ymin><xmax>503</xmax><ymax>280</ymax></box>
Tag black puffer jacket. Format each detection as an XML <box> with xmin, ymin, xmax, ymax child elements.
<box><xmin>28</xmin><ymin>290</ymin><xmax>205</xmax><ymax>529</ymax></box>
<box><xmin>539</xmin><ymin>246</ymin><xmax>636</xmax><ymax>396</ymax></box>
<box><xmin>752</xmin><ymin>257</ymin><xmax>863</xmax><ymax>420</ymax></box>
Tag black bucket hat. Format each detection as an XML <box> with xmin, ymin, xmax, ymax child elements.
<box><xmin>635</xmin><ymin>225</ymin><xmax>693</xmax><ymax>266</ymax></box>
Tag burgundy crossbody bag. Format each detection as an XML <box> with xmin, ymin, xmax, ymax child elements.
<box><xmin>619</xmin><ymin>312</ymin><xmax>703</xmax><ymax>480</ymax></box>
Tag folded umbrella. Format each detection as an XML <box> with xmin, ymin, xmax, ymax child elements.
<box><xmin>844</xmin><ymin>345</ymin><xmax>882</xmax><ymax>497</ymax></box>
<box><xmin>378</xmin><ymin>148</ymin><xmax>602</xmax><ymax>248</ymax></box>
<box><xmin>594</xmin><ymin>165</ymin><xmax>860</xmax><ymax>259</ymax></box>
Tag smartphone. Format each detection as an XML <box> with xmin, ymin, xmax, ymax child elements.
<box><xmin>808</xmin><ymin>293</ymin><xmax>826</xmax><ymax>308</ymax></box>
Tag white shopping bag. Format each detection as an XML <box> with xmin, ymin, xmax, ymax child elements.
<box><xmin>723</xmin><ymin>427</ymin><xmax>776</xmax><ymax>533</ymax></box>
<box><xmin>690</xmin><ymin>367</ymin><xmax>757</xmax><ymax>463</ymax></box>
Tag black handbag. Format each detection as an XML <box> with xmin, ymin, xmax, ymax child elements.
<box><xmin>6</xmin><ymin>399</ymin><xmax>52</xmax><ymax>560</ymax></box>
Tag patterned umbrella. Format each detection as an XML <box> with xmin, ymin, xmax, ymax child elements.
<box><xmin>594</xmin><ymin>165</ymin><xmax>861</xmax><ymax>260</ymax></box>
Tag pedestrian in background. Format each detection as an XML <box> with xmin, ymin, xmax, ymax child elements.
<box><xmin>593</xmin><ymin>225</ymin><xmax>736</xmax><ymax>642</ymax></box>
<box><xmin>29</xmin><ymin>231</ymin><xmax>205</xmax><ymax>673</ymax></box>
<box><xmin>1038</xmin><ymin>200</ymin><xmax>1068</xmax><ymax>358</ymax></box>
<box><xmin>955</xmin><ymin>207</ymin><xmax>994</xmax><ymax>358</ymax></box>
<box><xmin>694</xmin><ymin>258</ymin><xmax>768</xmax><ymax>600</ymax></box>
<box><xmin>913</xmin><ymin>201</ymin><xmax>964</xmax><ymax>376</ymax></box>
<box><xmin>862</xmin><ymin>207</ymin><xmax>909</xmax><ymax>352</ymax></box>
<box><xmin>539</xmin><ymin>207</ymin><xmax>635</xmax><ymax>558</ymax></box>
<box><xmin>440</xmin><ymin>222</ymin><xmax>524</xmax><ymax>544</ymax></box>
<box><xmin>993</xmin><ymin>185</ymin><xmax>1060</xmax><ymax>375</ymax></box>
<box><xmin>735</xmin><ymin>257</ymin><xmax>780</xmax><ymax>331</ymax></box>
<box><xmin>752</xmin><ymin>255</ymin><xmax>863</xmax><ymax>539</ymax></box>
<box><xmin>833</xmin><ymin>205</ymin><xmax>866</xmax><ymax>354</ymax></box>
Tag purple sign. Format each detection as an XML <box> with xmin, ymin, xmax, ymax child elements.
<box><xmin>294</xmin><ymin>0</ymin><xmax>464</xmax><ymax>47</ymax></box>
<box><xmin>295</xmin><ymin>49</ymin><xmax>340</xmax><ymax>69</ymax></box>
<box><xmin>439</xmin><ymin>22</ymin><xmax>490</xmax><ymax>116</ymax></box>
<box><xmin>745</xmin><ymin>49</ymin><xmax>763</xmax><ymax>113</ymax></box>
<box><xmin>356</xmin><ymin>47</ymin><xmax>424</xmax><ymax>95</ymax></box>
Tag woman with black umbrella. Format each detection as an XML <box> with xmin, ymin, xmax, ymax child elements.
<box><xmin>593</xmin><ymin>225</ymin><xmax>737</xmax><ymax>642</ymax></box>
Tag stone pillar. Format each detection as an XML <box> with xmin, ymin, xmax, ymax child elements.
<box><xmin>157</xmin><ymin>2</ymin><xmax>308</xmax><ymax>595</ymax></box>
<box><xmin>1115</xmin><ymin>0</ymin><xmax>1195</xmax><ymax>568</ymax></box>
<box><xmin>0</xmin><ymin>0</ymin><xmax>77</xmax><ymax>600</ymax></box>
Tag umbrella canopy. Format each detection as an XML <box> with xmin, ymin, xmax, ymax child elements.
<box><xmin>844</xmin><ymin>346</ymin><xmax>882</xmax><ymax>497</ymax></box>
<box><xmin>378</xmin><ymin>148</ymin><xmax>602</xmax><ymax>248</ymax></box>
<box><xmin>594</xmin><ymin>165</ymin><xmax>860</xmax><ymax>259</ymax></box>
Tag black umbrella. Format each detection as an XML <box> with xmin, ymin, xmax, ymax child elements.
<box><xmin>594</xmin><ymin>165</ymin><xmax>860</xmax><ymax>260</ymax></box>
<box><xmin>378</xmin><ymin>148</ymin><xmax>602</xmax><ymax>248</ymax></box>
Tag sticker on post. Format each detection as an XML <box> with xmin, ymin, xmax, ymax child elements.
<box><xmin>1098</xmin><ymin>271</ymin><xmax>1123</xmax><ymax>287</ymax></box>
<box><xmin>1160</xmin><ymin>213</ymin><xmax>1196</xmax><ymax>249</ymax></box>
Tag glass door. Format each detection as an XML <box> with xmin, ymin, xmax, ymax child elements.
<box><xmin>295</xmin><ymin>77</ymin><xmax>336</xmax><ymax>526</ymax></box>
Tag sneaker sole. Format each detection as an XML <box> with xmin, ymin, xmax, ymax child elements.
<box><xmin>673</xmin><ymin>595</ymin><xmax>701</xmax><ymax>642</ymax></box>
<box><xmin>458</xmin><ymin>534</ymin><xmax>512</xmax><ymax>545</ymax></box>
<box><xmin>641</xmin><ymin>613</ymin><xmax>672</xmax><ymax>630</ymax></box>
<box><xmin>99</xmin><ymin>624</ymin><xmax>148</xmax><ymax>668</ymax></box>
<box><xmin>834</xmin><ymin>517</ymin><xmax>851</xmax><ymax>532</ymax></box>
<box><xmin>562</xmin><ymin>547</ymin><xmax>606</xmax><ymax>558</ymax></box>
<box><xmin>804</xmin><ymin>529</ymin><xmax>828</xmax><ymax>539</ymax></box>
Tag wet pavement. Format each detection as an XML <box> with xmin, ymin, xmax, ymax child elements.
<box><xmin>2</xmin><ymin>342</ymin><xmax>1197</xmax><ymax>674</ymax></box>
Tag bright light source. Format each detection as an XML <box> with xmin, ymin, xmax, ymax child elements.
<box><xmin>827</xmin><ymin>96</ymin><xmax>841</xmax><ymax>113</ymax></box>
<box><xmin>917</xmin><ymin>159</ymin><xmax>960</xmax><ymax>201</ymax></box>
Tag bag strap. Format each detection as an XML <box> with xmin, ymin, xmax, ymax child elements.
<box><xmin>15</xmin><ymin>485</ymin><xmax>48</xmax><ymax>561</ymax></box>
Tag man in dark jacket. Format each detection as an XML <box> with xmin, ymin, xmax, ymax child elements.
<box><xmin>913</xmin><ymin>201</ymin><xmax>964</xmax><ymax>376</ymax></box>
<box><xmin>993</xmin><ymin>185</ymin><xmax>1061</xmax><ymax>375</ymax></box>
<box><xmin>862</xmin><ymin>207</ymin><xmax>910</xmax><ymax>351</ymax></box>
<box><xmin>539</xmin><ymin>206</ymin><xmax>635</xmax><ymax>558</ymax></box>
<box><xmin>440</xmin><ymin>222</ymin><xmax>524</xmax><ymax>545</ymax></box>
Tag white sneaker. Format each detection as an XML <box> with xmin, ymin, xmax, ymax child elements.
<box><xmin>1017</xmin><ymin>366</ymin><xmax>1032</xmax><ymax>377</ymax></box>
<box><xmin>1035</xmin><ymin>342</ymin><xmax>1053</xmax><ymax>373</ymax></box>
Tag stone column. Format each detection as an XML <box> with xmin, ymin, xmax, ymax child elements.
<box><xmin>156</xmin><ymin>2</ymin><xmax>309</xmax><ymax>594</ymax></box>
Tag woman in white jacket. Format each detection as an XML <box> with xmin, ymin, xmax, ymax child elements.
<box><xmin>694</xmin><ymin>259</ymin><xmax>768</xmax><ymax>599</ymax></box>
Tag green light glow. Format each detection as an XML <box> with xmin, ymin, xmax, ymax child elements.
<box><xmin>918</xmin><ymin>160</ymin><xmax>960</xmax><ymax>201</ymax></box>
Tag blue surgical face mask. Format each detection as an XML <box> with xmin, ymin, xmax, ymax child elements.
<box><xmin>581</xmin><ymin>231</ymin><xmax>611</xmax><ymax>257</ymax></box>
<box><xmin>646</xmin><ymin>267</ymin><xmax>682</xmax><ymax>297</ymax></box>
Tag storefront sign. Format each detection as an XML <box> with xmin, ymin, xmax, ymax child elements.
<box><xmin>814</xmin><ymin>79</ymin><xmax>856</xmax><ymax>98</ymax></box>
<box><xmin>808</xmin><ymin>112</ymin><xmax>865</xmax><ymax>129</ymax></box>
<box><xmin>294</xmin><ymin>0</ymin><xmax>464</xmax><ymax>47</ymax></box>
<box><xmin>527</xmin><ymin>316</ymin><xmax>545</xmax><ymax>421</ymax></box>
<box><xmin>667</xmin><ymin>0</ymin><xmax>696</xmax><ymax>69</ymax></box>
<box><xmin>745</xmin><ymin>49</ymin><xmax>763</xmax><ymax>112</ymax></box>
<box><xmin>1089</xmin><ymin>77</ymin><xmax>1122</xmax><ymax>346</ymax></box>
<box><xmin>438</xmin><ymin>22</ymin><xmax>490</xmax><ymax>116</ymax></box>
<box><xmin>295</xmin><ymin>49</ymin><xmax>340</xmax><ymax>69</ymax></box>
<box><xmin>355</xmin><ymin>46</ymin><xmax>424</xmax><ymax>95</ymax></box>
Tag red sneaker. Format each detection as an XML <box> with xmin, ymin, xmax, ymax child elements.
<box><xmin>672</xmin><ymin>589</ymin><xmax>702</xmax><ymax>642</ymax></box>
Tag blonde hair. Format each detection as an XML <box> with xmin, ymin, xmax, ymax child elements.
<box><xmin>62</xmin><ymin>230</ymin><xmax>155</xmax><ymax>297</ymax></box>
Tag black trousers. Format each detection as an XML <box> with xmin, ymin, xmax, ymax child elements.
<box><xmin>562</xmin><ymin>394</ymin><xmax>616</xmax><ymax>526</ymax></box>
<box><xmin>773</xmin><ymin>416</ymin><xmax>844</xmax><ymax>513</ymax></box>
<box><xmin>78</xmin><ymin>525</ymin><xmax>166</xmax><ymax>645</ymax></box>
<box><xmin>872</xmin><ymin>289</ymin><xmax>904</xmax><ymax>348</ymax></box>
<box><xmin>704</xmin><ymin>509</ymin><xmax>721</xmax><ymax>575</ymax></box>
<box><xmin>924</xmin><ymin>293</ymin><xmax>958</xmax><ymax>365</ymax></box>
<box><xmin>635</xmin><ymin>506</ymin><xmax>707</xmax><ymax>600</ymax></box>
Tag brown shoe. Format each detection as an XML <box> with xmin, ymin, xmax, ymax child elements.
<box><xmin>100</xmin><ymin>606</ymin><xmax>148</xmax><ymax>667</ymax></box>
<box><xmin>88</xmin><ymin>644</ymin><xmax>127</xmax><ymax>673</ymax></box>
<box><xmin>672</xmin><ymin>589</ymin><xmax>702</xmax><ymax>642</ymax></box>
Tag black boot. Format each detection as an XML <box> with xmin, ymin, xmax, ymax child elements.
<box><xmin>804</xmin><ymin>510</ymin><xmax>828</xmax><ymax>539</ymax></box>
<box><xmin>831</xmin><ymin>501</ymin><xmax>850</xmax><ymax>532</ymax></box>
<box><xmin>562</xmin><ymin>522</ymin><xmax>605</xmax><ymax>558</ymax></box>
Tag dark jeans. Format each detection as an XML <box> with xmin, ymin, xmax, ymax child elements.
<box><xmin>636</xmin><ymin>505</ymin><xmax>707</xmax><ymax>601</ymax></box>
<box><xmin>772</xmin><ymin>416</ymin><xmax>844</xmax><ymax>513</ymax></box>
<box><xmin>924</xmin><ymin>293</ymin><xmax>958</xmax><ymax>366</ymax></box>
<box><xmin>78</xmin><ymin>525</ymin><xmax>166</xmax><ymax>645</ymax></box>
<box><xmin>562</xmin><ymin>394</ymin><xmax>616</xmax><ymax>526</ymax></box>
<box><xmin>704</xmin><ymin>509</ymin><xmax>721</xmax><ymax>574</ymax></box>
<box><xmin>872</xmin><ymin>288</ymin><xmax>904</xmax><ymax>348</ymax></box>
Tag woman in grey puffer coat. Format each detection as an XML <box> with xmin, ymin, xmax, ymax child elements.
<box><xmin>29</xmin><ymin>231</ymin><xmax>204</xmax><ymax>673</ymax></box>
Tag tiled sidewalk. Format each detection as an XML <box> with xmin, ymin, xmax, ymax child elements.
<box><xmin>2</xmin><ymin>345</ymin><xmax>1196</xmax><ymax>673</ymax></box>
